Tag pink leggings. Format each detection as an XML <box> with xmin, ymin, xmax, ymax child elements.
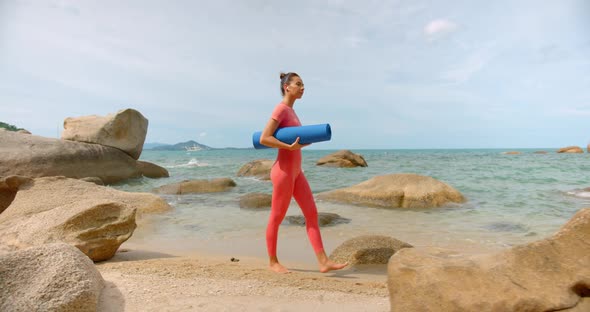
<box><xmin>266</xmin><ymin>163</ymin><xmax>324</xmax><ymax>257</ymax></box>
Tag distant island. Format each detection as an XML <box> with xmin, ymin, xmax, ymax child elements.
<box><xmin>147</xmin><ymin>140</ymin><xmax>212</xmax><ymax>151</ymax></box>
<box><xmin>144</xmin><ymin>140</ymin><xmax>253</xmax><ymax>151</ymax></box>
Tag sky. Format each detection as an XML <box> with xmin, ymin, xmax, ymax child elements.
<box><xmin>1</xmin><ymin>0</ymin><xmax>589</xmax><ymax>149</ymax></box>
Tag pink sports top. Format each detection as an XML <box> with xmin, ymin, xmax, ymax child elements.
<box><xmin>270</xmin><ymin>102</ymin><xmax>302</xmax><ymax>172</ymax></box>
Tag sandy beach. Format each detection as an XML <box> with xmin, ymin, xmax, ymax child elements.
<box><xmin>96</xmin><ymin>247</ymin><xmax>390</xmax><ymax>312</ymax></box>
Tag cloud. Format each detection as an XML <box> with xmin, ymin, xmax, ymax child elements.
<box><xmin>424</xmin><ymin>19</ymin><xmax>457</xmax><ymax>39</ymax></box>
<box><xmin>199</xmin><ymin>132</ymin><xmax>207</xmax><ymax>137</ymax></box>
<box><xmin>440</xmin><ymin>48</ymin><xmax>494</xmax><ymax>83</ymax></box>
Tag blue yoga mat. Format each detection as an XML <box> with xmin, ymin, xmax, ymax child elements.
<box><xmin>252</xmin><ymin>123</ymin><xmax>332</xmax><ymax>149</ymax></box>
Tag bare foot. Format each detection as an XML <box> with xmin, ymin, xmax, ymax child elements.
<box><xmin>319</xmin><ymin>261</ymin><xmax>348</xmax><ymax>273</ymax></box>
<box><xmin>269</xmin><ymin>262</ymin><xmax>290</xmax><ymax>274</ymax></box>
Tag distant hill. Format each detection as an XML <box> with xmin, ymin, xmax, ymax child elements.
<box><xmin>143</xmin><ymin>142</ymin><xmax>169</xmax><ymax>150</ymax></box>
<box><xmin>151</xmin><ymin>140</ymin><xmax>212</xmax><ymax>151</ymax></box>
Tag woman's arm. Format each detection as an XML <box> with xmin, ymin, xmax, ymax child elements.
<box><xmin>259</xmin><ymin>118</ymin><xmax>308</xmax><ymax>150</ymax></box>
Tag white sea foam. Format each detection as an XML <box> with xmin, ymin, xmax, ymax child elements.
<box><xmin>567</xmin><ymin>190</ymin><xmax>590</xmax><ymax>198</ymax></box>
<box><xmin>167</xmin><ymin>158</ymin><xmax>210</xmax><ymax>168</ymax></box>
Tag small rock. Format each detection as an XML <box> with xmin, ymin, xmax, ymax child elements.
<box><xmin>285</xmin><ymin>212</ymin><xmax>351</xmax><ymax>227</ymax></box>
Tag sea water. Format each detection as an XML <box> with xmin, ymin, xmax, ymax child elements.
<box><xmin>112</xmin><ymin>149</ymin><xmax>590</xmax><ymax>261</ymax></box>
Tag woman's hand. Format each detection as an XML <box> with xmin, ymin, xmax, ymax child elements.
<box><xmin>288</xmin><ymin>137</ymin><xmax>310</xmax><ymax>150</ymax></box>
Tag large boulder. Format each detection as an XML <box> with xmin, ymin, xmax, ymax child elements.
<box><xmin>587</xmin><ymin>143</ymin><xmax>589</xmax><ymax>153</ymax></box>
<box><xmin>387</xmin><ymin>208</ymin><xmax>590</xmax><ymax>312</ymax></box>
<box><xmin>237</xmin><ymin>159</ymin><xmax>274</xmax><ymax>180</ymax></box>
<box><xmin>317</xmin><ymin>173</ymin><xmax>465</xmax><ymax>208</ymax></box>
<box><xmin>557</xmin><ymin>146</ymin><xmax>584</xmax><ymax>153</ymax></box>
<box><xmin>316</xmin><ymin>150</ymin><xmax>368</xmax><ymax>168</ymax></box>
<box><xmin>239</xmin><ymin>193</ymin><xmax>272</xmax><ymax>209</ymax></box>
<box><xmin>0</xmin><ymin>243</ymin><xmax>104</xmax><ymax>312</ymax></box>
<box><xmin>0</xmin><ymin>176</ymin><xmax>170</xmax><ymax>261</ymax></box>
<box><xmin>285</xmin><ymin>212</ymin><xmax>351</xmax><ymax>227</ymax></box>
<box><xmin>153</xmin><ymin>178</ymin><xmax>237</xmax><ymax>194</ymax></box>
<box><xmin>61</xmin><ymin>108</ymin><xmax>148</xmax><ymax>160</ymax></box>
<box><xmin>330</xmin><ymin>235</ymin><xmax>412</xmax><ymax>265</ymax></box>
<box><xmin>0</xmin><ymin>130</ymin><xmax>143</xmax><ymax>184</ymax></box>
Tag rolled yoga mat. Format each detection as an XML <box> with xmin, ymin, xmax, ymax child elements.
<box><xmin>252</xmin><ymin>123</ymin><xmax>332</xmax><ymax>149</ymax></box>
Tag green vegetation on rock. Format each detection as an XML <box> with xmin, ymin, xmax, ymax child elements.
<box><xmin>0</xmin><ymin>121</ymin><xmax>23</xmax><ymax>132</ymax></box>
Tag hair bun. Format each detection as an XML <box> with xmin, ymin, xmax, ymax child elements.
<box><xmin>279</xmin><ymin>72</ymin><xmax>286</xmax><ymax>80</ymax></box>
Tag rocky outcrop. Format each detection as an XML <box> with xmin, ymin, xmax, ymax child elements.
<box><xmin>316</xmin><ymin>150</ymin><xmax>368</xmax><ymax>168</ymax></box>
<box><xmin>317</xmin><ymin>173</ymin><xmax>465</xmax><ymax>209</ymax></box>
<box><xmin>239</xmin><ymin>193</ymin><xmax>272</xmax><ymax>209</ymax></box>
<box><xmin>0</xmin><ymin>176</ymin><xmax>171</xmax><ymax>261</ymax></box>
<box><xmin>137</xmin><ymin>160</ymin><xmax>169</xmax><ymax>178</ymax></box>
<box><xmin>61</xmin><ymin>108</ymin><xmax>148</xmax><ymax>160</ymax></box>
<box><xmin>237</xmin><ymin>159</ymin><xmax>274</xmax><ymax>180</ymax></box>
<box><xmin>502</xmin><ymin>151</ymin><xmax>521</xmax><ymax>155</ymax></box>
<box><xmin>285</xmin><ymin>212</ymin><xmax>351</xmax><ymax>227</ymax></box>
<box><xmin>387</xmin><ymin>208</ymin><xmax>590</xmax><ymax>312</ymax></box>
<box><xmin>0</xmin><ymin>130</ymin><xmax>142</xmax><ymax>184</ymax></box>
<box><xmin>0</xmin><ymin>130</ymin><xmax>168</xmax><ymax>184</ymax></box>
<box><xmin>17</xmin><ymin>129</ymin><xmax>31</xmax><ymax>134</ymax></box>
<box><xmin>587</xmin><ymin>143</ymin><xmax>590</xmax><ymax>153</ymax></box>
<box><xmin>153</xmin><ymin>178</ymin><xmax>237</xmax><ymax>194</ymax></box>
<box><xmin>557</xmin><ymin>146</ymin><xmax>584</xmax><ymax>153</ymax></box>
<box><xmin>330</xmin><ymin>235</ymin><xmax>412</xmax><ymax>265</ymax></box>
<box><xmin>0</xmin><ymin>243</ymin><xmax>104</xmax><ymax>312</ymax></box>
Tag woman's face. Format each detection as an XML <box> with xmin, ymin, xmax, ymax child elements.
<box><xmin>285</xmin><ymin>76</ymin><xmax>304</xmax><ymax>99</ymax></box>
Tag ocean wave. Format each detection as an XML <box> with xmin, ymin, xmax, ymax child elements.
<box><xmin>167</xmin><ymin>158</ymin><xmax>210</xmax><ymax>168</ymax></box>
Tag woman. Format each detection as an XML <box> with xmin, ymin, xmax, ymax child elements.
<box><xmin>259</xmin><ymin>72</ymin><xmax>348</xmax><ymax>273</ymax></box>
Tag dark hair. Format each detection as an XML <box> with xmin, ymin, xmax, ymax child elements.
<box><xmin>279</xmin><ymin>72</ymin><xmax>300</xmax><ymax>96</ymax></box>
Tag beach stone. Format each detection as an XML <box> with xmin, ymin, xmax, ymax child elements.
<box><xmin>316</xmin><ymin>150</ymin><xmax>368</xmax><ymax>168</ymax></box>
<box><xmin>557</xmin><ymin>146</ymin><xmax>583</xmax><ymax>153</ymax></box>
<box><xmin>0</xmin><ymin>130</ymin><xmax>144</xmax><ymax>184</ymax></box>
<box><xmin>317</xmin><ymin>173</ymin><xmax>465</xmax><ymax>209</ymax></box>
<box><xmin>237</xmin><ymin>159</ymin><xmax>274</xmax><ymax>180</ymax></box>
<box><xmin>137</xmin><ymin>160</ymin><xmax>169</xmax><ymax>178</ymax></box>
<box><xmin>387</xmin><ymin>208</ymin><xmax>590</xmax><ymax>312</ymax></box>
<box><xmin>0</xmin><ymin>243</ymin><xmax>104</xmax><ymax>312</ymax></box>
<box><xmin>285</xmin><ymin>212</ymin><xmax>351</xmax><ymax>227</ymax></box>
<box><xmin>502</xmin><ymin>151</ymin><xmax>521</xmax><ymax>155</ymax></box>
<box><xmin>153</xmin><ymin>178</ymin><xmax>237</xmax><ymax>194</ymax></box>
<box><xmin>0</xmin><ymin>176</ymin><xmax>171</xmax><ymax>261</ymax></box>
<box><xmin>0</xmin><ymin>176</ymin><xmax>32</xmax><ymax>214</ymax></box>
<box><xmin>61</xmin><ymin>108</ymin><xmax>148</xmax><ymax>160</ymax></box>
<box><xmin>239</xmin><ymin>193</ymin><xmax>272</xmax><ymax>209</ymax></box>
<box><xmin>330</xmin><ymin>235</ymin><xmax>412</xmax><ymax>265</ymax></box>
<box><xmin>482</xmin><ymin>221</ymin><xmax>529</xmax><ymax>233</ymax></box>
